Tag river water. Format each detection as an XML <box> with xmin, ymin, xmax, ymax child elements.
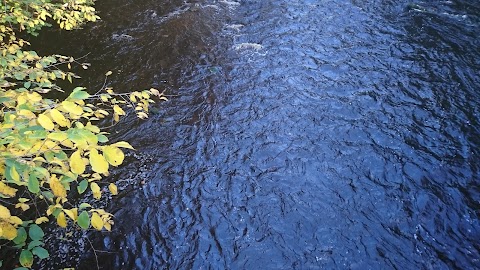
<box><xmin>31</xmin><ymin>0</ymin><xmax>480</xmax><ymax>269</ymax></box>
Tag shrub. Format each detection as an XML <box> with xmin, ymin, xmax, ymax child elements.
<box><xmin>0</xmin><ymin>0</ymin><xmax>165</xmax><ymax>267</ymax></box>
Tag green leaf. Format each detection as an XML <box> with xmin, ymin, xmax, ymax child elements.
<box><xmin>52</xmin><ymin>208</ymin><xmax>61</xmax><ymax>217</ymax></box>
<box><xmin>28</xmin><ymin>240</ymin><xmax>43</xmax><ymax>250</ymax></box>
<box><xmin>42</xmin><ymin>191</ymin><xmax>54</xmax><ymax>200</ymax></box>
<box><xmin>79</xmin><ymin>203</ymin><xmax>91</xmax><ymax>210</ymax></box>
<box><xmin>32</xmin><ymin>247</ymin><xmax>49</xmax><ymax>259</ymax></box>
<box><xmin>5</xmin><ymin>165</ymin><xmax>20</xmax><ymax>182</ymax></box>
<box><xmin>44</xmin><ymin>151</ymin><xmax>55</xmax><ymax>162</ymax></box>
<box><xmin>67</xmin><ymin>128</ymin><xmax>98</xmax><ymax>146</ymax></box>
<box><xmin>77</xmin><ymin>180</ymin><xmax>88</xmax><ymax>194</ymax></box>
<box><xmin>33</xmin><ymin>167</ymin><xmax>49</xmax><ymax>179</ymax></box>
<box><xmin>69</xmin><ymin>87</ymin><xmax>90</xmax><ymax>100</ymax></box>
<box><xmin>14</xmin><ymin>72</ymin><xmax>26</xmax><ymax>80</ymax></box>
<box><xmin>13</xmin><ymin>227</ymin><xmax>27</xmax><ymax>245</ymax></box>
<box><xmin>19</xmin><ymin>250</ymin><xmax>33</xmax><ymax>268</ymax></box>
<box><xmin>29</xmin><ymin>224</ymin><xmax>44</xmax><ymax>241</ymax></box>
<box><xmin>97</xmin><ymin>134</ymin><xmax>109</xmax><ymax>143</ymax></box>
<box><xmin>28</xmin><ymin>174</ymin><xmax>40</xmax><ymax>193</ymax></box>
<box><xmin>77</xmin><ymin>211</ymin><xmax>90</xmax><ymax>229</ymax></box>
<box><xmin>13</xmin><ymin>268</ymin><xmax>29</xmax><ymax>270</ymax></box>
<box><xmin>29</xmin><ymin>130</ymin><xmax>47</xmax><ymax>139</ymax></box>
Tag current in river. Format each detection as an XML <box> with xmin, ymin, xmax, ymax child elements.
<box><xmin>26</xmin><ymin>0</ymin><xmax>480</xmax><ymax>269</ymax></box>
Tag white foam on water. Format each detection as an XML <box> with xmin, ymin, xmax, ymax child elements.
<box><xmin>232</xmin><ymin>42</ymin><xmax>263</xmax><ymax>51</ymax></box>
<box><xmin>220</xmin><ymin>0</ymin><xmax>240</xmax><ymax>10</ymax></box>
<box><xmin>225</xmin><ymin>24</ymin><xmax>244</xmax><ymax>32</ymax></box>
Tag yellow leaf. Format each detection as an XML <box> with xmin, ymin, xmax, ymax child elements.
<box><xmin>17</xmin><ymin>95</ymin><xmax>27</xmax><ymax>105</ymax></box>
<box><xmin>61</xmin><ymin>101</ymin><xmax>83</xmax><ymax>115</ymax></box>
<box><xmin>103</xmin><ymin>146</ymin><xmax>124</xmax><ymax>166</ymax></box>
<box><xmin>149</xmin><ymin>88</ymin><xmax>160</xmax><ymax>96</ymax></box>
<box><xmin>90</xmin><ymin>182</ymin><xmax>101</xmax><ymax>199</ymax></box>
<box><xmin>15</xmin><ymin>203</ymin><xmax>30</xmax><ymax>211</ymax></box>
<box><xmin>129</xmin><ymin>93</ymin><xmax>137</xmax><ymax>102</ymax></box>
<box><xmin>71</xmin><ymin>208</ymin><xmax>78</xmax><ymax>220</ymax></box>
<box><xmin>60</xmin><ymin>139</ymin><xmax>75</xmax><ymax>149</ymax></box>
<box><xmin>37</xmin><ymin>114</ymin><xmax>55</xmax><ymax>130</ymax></box>
<box><xmin>50</xmin><ymin>109</ymin><xmax>70</xmax><ymax>127</ymax></box>
<box><xmin>47</xmin><ymin>132</ymin><xmax>68</xmax><ymax>142</ymax></box>
<box><xmin>26</xmin><ymin>92</ymin><xmax>42</xmax><ymax>102</ymax></box>
<box><xmin>91</xmin><ymin>212</ymin><xmax>103</xmax><ymax>230</ymax></box>
<box><xmin>112</xmin><ymin>141</ymin><xmax>135</xmax><ymax>150</ymax></box>
<box><xmin>108</xmin><ymin>183</ymin><xmax>118</xmax><ymax>195</ymax></box>
<box><xmin>89</xmin><ymin>173</ymin><xmax>102</xmax><ymax>181</ymax></box>
<box><xmin>90</xmin><ymin>182</ymin><xmax>100</xmax><ymax>193</ymax></box>
<box><xmin>8</xmin><ymin>216</ymin><xmax>22</xmax><ymax>225</ymax></box>
<box><xmin>104</xmin><ymin>221</ymin><xmax>111</xmax><ymax>231</ymax></box>
<box><xmin>0</xmin><ymin>221</ymin><xmax>17</xmax><ymax>240</ymax></box>
<box><xmin>85</xmin><ymin>122</ymin><xmax>100</xmax><ymax>133</ymax></box>
<box><xmin>35</xmin><ymin>217</ymin><xmax>49</xmax><ymax>224</ymax></box>
<box><xmin>97</xmin><ymin>109</ymin><xmax>109</xmax><ymax>115</ymax></box>
<box><xmin>50</xmin><ymin>175</ymin><xmax>67</xmax><ymax>198</ymax></box>
<box><xmin>0</xmin><ymin>205</ymin><xmax>11</xmax><ymax>219</ymax></box>
<box><xmin>9</xmin><ymin>166</ymin><xmax>20</xmax><ymax>182</ymax></box>
<box><xmin>70</xmin><ymin>150</ymin><xmax>86</xmax><ymax>174</ymax></box>
<box><xmin>57</xmin><ymin>211</ymin><xmax>67</xmax><ymax>228</ymax></box>
<box><xmin>113</xmin><ymin>105</ymin><xmax>125</xmax><ymax>116</ymax></box>
<box><xmin>137</xmin><ymin>112</ymin><xmax>148</xmax><ymax>119</ymax></box>
<box><xmin>32</xmin><ymin>156</ymin><xmax>46</xmax><ymax>163</ymax></box>
<box><xmin>89</xmin><ymin>149</ymin><xmax>109</xmax><ymax>174</ymax></box>
<box><xmin>105</xmin><ymin>71</ymin><xmax>112</xmax><ymax>76</ymax></box>
<box><xmin>18</xmin><ymin>109</ymin><xmax>36</xmax><ymax>119</ymax></box>
<box><xmin>0</xmin><ymin>182</ymin><xmax>17</xmax><ymax>197</ymax></box>
<box><xmin>63</xmin><ymin>209</ymin><xmax>76</xmax><ymax>221</ymax></box>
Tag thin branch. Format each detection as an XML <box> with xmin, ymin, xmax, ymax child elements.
<box><xmin>85</xmin><ymin>235</ymin><xmax>100</xmax><ymax>270</ymax></box>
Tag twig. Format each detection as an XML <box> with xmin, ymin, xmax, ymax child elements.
<box><xmin>85</xmin><ymin>235</ymin><xmax>100</xmax><ymax>270</ymax></box>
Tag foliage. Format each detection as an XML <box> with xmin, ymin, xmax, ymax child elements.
<box><xmin>0</xmin><ymin>0</ymin><xmax>166</xmax><ymax>268</ymax></box>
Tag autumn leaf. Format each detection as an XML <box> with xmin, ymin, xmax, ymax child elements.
<box><xmin>0</xmin><ymin>182</ymin><xmax>17</xmax><ymax>197</ymax></box>
<box><xmin>49</xmin><ymin>175</ymin><xmax>67</xmax><ymax>198</ymax></box>
<box><xmin>91</xmin><ymin>212</ymin><xmax>103</xmax><ymax>230</ymax></box>
<box><xmin>70</xmin><ymin>150</ymin><xmax>86</xmax><ymax>174</ymax></box>
<box><xmin>37</xmin><ymin>114</ymin><xmax>55</xmax><ymax>130</ymax></box>
<box><xmin>89</xmin><ymin>149</ymin><xmax>108</xmax><ymax>173</ymax></box>
<box><xmin>0</xmin><ymin>221</ymin><xmax>17</xmax><ymax>240</ymax></box>
<box><xmin>108</xmin><ymin>183</ymin><xmax>118</xmax><ymax>195</ymax></box>
<box><xmin>103</xmin><ymin>146</ymin><xmax>124</xmax><ymax>166</ymax></box>
<box><xmin>50</xmin><ymin>109</ymin><xmax>70</xmax><ymax>127</ymax></box>
<box><xmin>57</xmin><ymin>212</ymin><xmax>67</xmax><ymax>228</ymax></box>
<box><xmin>90</xmin><ymin>182</ymin><xmax>101</xmax><ymax>199</ymax></box>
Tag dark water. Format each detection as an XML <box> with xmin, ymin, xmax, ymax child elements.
<box><xmin>32</xmin><ymin>0</ymin><xmax>480</xmax><ymax>269</ymax></box>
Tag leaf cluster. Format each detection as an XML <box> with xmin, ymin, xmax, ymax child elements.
<box><xmin>0</xmin><ymin>0</ymin><xmax>167</xmax><ymax>268</ymax></box>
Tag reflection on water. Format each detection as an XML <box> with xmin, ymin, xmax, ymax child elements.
<box><xmin>35</xmin><ymin>0</ymin><xmax>480</xmax><ymax>269</ymax></box>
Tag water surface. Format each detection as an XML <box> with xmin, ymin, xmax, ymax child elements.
<box><xmin>34</xmin><ymin>0</ymin><xmax>480</xmax><ymax>269</ymax></box>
